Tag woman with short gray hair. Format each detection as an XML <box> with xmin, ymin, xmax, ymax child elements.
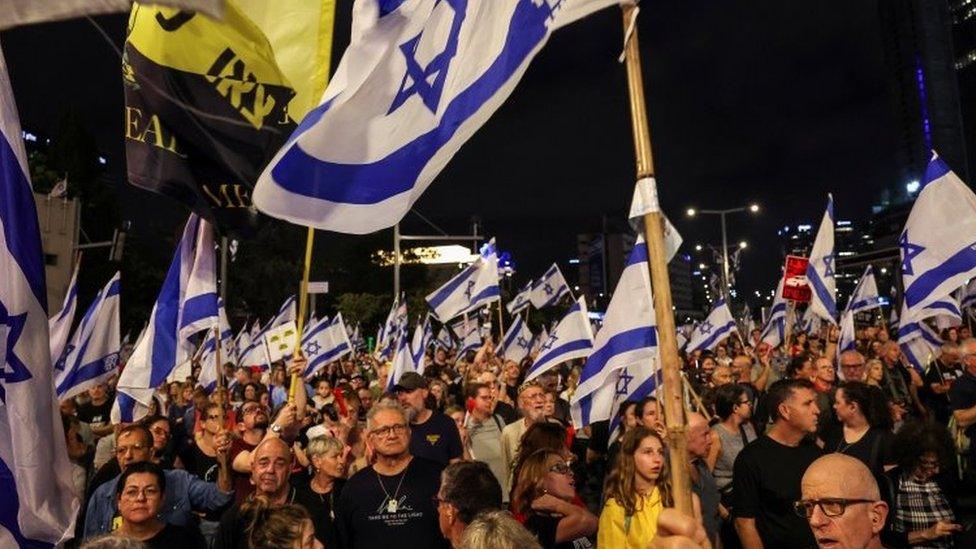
<box><xmin>294</xmin><ymin>434</ymin><xmax>348</xmax><ymax>548</ymax></box>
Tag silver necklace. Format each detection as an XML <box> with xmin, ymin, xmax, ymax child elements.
<box><xmin>375</xmin><ymin>466</ymin><xmax>408</xmax><ymax>514</ymax></box>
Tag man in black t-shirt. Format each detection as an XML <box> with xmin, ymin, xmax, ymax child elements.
<box><xmin>337</xmin><ymin>402</ymin><xmax>448</xmax><ymax>549</ymax></box>
<box><xmin>949</xmin><ymin>339</ymin><xmax>976</xmax><ymax>470</ymax></box>
<box><xmin>395</xmin><ymin>372</ymin><xmax>462</xmax><ymax>466</ymax></box>
<box><xmin>734</xmin><ymin>378</ymin><xmax>823</xmax><ymax>548</ymax></box>
<box><xmin>75</xmin><ymin>383</ymin><xmax>115</xmax><ymax>439</ymax></box>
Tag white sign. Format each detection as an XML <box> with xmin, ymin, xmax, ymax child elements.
<box><xmin>264</xmin><ymin>321</ymin><xmax>298</xmax><ymax>362</ymax></box>
<box><xmin>307</xmin><ymin>281</ymin><xmax>329</xmax><ymax>294</ymax></box>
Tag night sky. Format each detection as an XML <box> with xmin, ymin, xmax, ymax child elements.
<box><xmin>1</xmin><ymin>1</ymin><xmax>904</xmax><ymax>307</ymax></box>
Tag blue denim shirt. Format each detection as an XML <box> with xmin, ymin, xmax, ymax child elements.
<box><xmin>84</xmin><ymin>468</ymin><xmax>233</xmax><ymax>537</ymax></box>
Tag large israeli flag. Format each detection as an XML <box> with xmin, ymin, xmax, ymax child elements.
<box><xmin>237</xmin><ymin>295</ymin><xmax>296</xmax><ymax>367</ymax></box>
<box><xmin>846</xmin><ymin>266</ymin><xmax>881</xmax><ymax>315</ymax></box>
<box><xmin>507</xmin><ymin>280</ymin><xmax>533</xmax><ymax>315</ymax></box>
<box><xmin>571</xmin><ymin>237</ymin><xmax>657</xmax><ymax>423</ymax></box>
<box><xmin>760</xmin><ymin>279</ymin><xmax>787</xmax><ymax>348</ymax></box>
<box><xmin>686</xmin><ymin>299</ymin><xmax>739</xmax><ymax>353</ymax></box>
<box><xmin>500</xmin><ymin>314</ymin><xmax>533</xmax><ymax>363</ymax></box>
<box><xmin>426</xmin><ymin>249</ymin><xmax>499</xmax><ymax>321</ymax></box>
<box><xmin>55</xmin><ymin>273</ymin><xmax>121</xmax><ymax>400</ymax></box>
<box><xmin>301</xmin><ymin>314</ymin><xmax>352</xmax><ymax>378</ymax></box>
<box><xmin>901</xmin><ymin>152</ymin><xmax>976</xmax><ymax>319</ymax></box>
<box><xmin>0</xmin><ymin>43</ymin><xmax>78</xmax><ymax>546</ymax></box>
<box><xmin>524</xmin><ymin>297</ymin><xmax>594</xmax><ymax>381</ymax></box>
<box><xmin>49</xmin><ymin>256</ymin><xmax>80</xmax><ymax>365</ymax></box>
<box><xmin>806</xmin><ymin>195</ymin><xmax>837</xmax><ymax>323</ymax></box>
<box><xmin>114</xmin><ymin>215</ymin><xmax>218</xmax><ymax>422</ymax></box>
<box><xmin>254</xmin><ymin>0</ymin><xmax>620</xmax><ymax>234</ymax></box>
<box><xmin>529</xmin><ymin>263</ymin><xmax>572</xmax><ymax>308</ymax></box>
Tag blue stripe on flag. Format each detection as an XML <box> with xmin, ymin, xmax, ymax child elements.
<box><xmin>905</xmin><ymin>245</ymin><xmax>976</xmax><ymax>309</ymax></box>
<box><xmin>116</xmin><ymin>391</ymin><xmax>138</xmax><ymax>423</ymax></box>
<box><xmin>0</xmin><ymin>133</ymin><xmax>47</xmax><ymax>309</ymax></box>
<box><xmin>921</xmin><ymin>154</ymin><xmax>951</xmax><ymax>190</ymax></box>
<box><xmin>468</xmin><ymin>285</ymin><xmax>500</xmax><ymax>305</ymax></box>
<box><xmin>626</xmin><ymin>243</ymin><xmax>648</xmax><ymax>268</ymax></box>
<box><xmin>579</xmin><ymin>327</ymin><xmax>657</xmax><ymax>382</ymax></box>
<box><xmin>0</xmin><ymin>457</ymin><xmax>52</xmax><ymax>548</ymax></box>
<box><xmin>691</xmin><ymin>321</ymin><xmax>737</xmax><ymax>352</ymax></box>
<box><xmin>806</xmin><ymin>268</ymin><xmax>837</xmax><ymax>317</ymax></box>
<box><xmin>427</xmin><ymin>265</ymin><xmax>477</xmax><ymax>309</ymax></box>
<box><xmin>306</xmin><ymin>343</ymin><xmax>351</xmax><ymax>377</ymax></box>
<box><xmin>529</xmin><ymin>338</ymin><xmax>593</xmax><ymax>376</ymax></box>
<box><xmin>180</xmin><ymin>292</ymin><xmax>219</xmax><ymax>330</ymax></box>
<box><xmin>56</xmin><ymin>354</ymin><xmax>118</xmax><ymax>396</ymax></box>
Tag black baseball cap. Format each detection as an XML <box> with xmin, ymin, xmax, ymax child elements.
<box><xmin>393</xmin><ymin>372</ymin><xmax>428</xmax><ymax>392</ymax></box>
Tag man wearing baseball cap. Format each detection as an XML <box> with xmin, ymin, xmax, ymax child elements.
<box><xmin>395</xmin><ymin>372</ymin><xmax>463</xmax><ymax>466</ymax></box>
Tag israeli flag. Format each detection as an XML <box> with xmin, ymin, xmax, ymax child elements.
<box><xmin>524</xmin><ymin>296</ymin><xmax>594</xmax><ymax>381</ymax></box>
<box><xmin>500</xmin><ymin>314</ymin><xmax>534</xmax><ymax>364</ymax></box>
<box><xmin>456</xmin><ymin>322</ymin><xmax>482</xmax><ymax>357</ymax></box>
<box><xmin>686</xmin><ymin>299</ymin><xmax>739</xmax><ymax>353</ymax></box>
<box><xmin>507</xmin><ymin>280</ymin><xmax>533</xmax><ymax>315</ymax></box>
<box><xmin>844</xmin><ymin>266</ymin><xmax>881</xmax><ymax>315</ymax></box>
<box><xmin>426</xmin><ymin>247</ymin><xmax>500</xmax><ymax>321</ymax></box>
<box><xmin>529</xmin><ymin>264</ymin><xmax>572</xmax><ymax>308</ymax></box>
<box><xmin>254</xmin><ymin>0</ymin><xmax>619</xmax><ymax>234</ymax></box>
<box><xmin>837</xmin><ymin>310</ymin><xmax>856</xmax><ymax>356</ymax></box>
<box><xmin>386</xmin><ymin>327</ymin><xmax>416</xmax><ymax>392</ymax></box>
<box><xmin>806</xmin><ymin>195</ymin><xmax>837</xmax><ymax>323</ymax></box>
<box><xmin>237</xmin><ymin>295</ymin><xmax>296</xmax><ymax>367</ymax></box>
<box><xmin>900</xmin><ymin>153</ymin><xmax>976</xmax><ymax>320</ymax></box>
<box><xmin>197</xmin><ymin>301</ymin><xmax>235</xmax><ymax>393</ymax></box>
<box><xmin>377</xmin><ymin>299</ymin><xmax>408</xmax><ymax>360</ymax></box>
<box><xmin>114</xmin><ymin>215</ymin><xmax>218</xmax><ymax>423</ymax></box>
<box><xmin>927</xmin><ymin>294</ymin><xmax>963</xmax><ymax>331</ymax></box>
<box><xmin>49</xmin><ymin>256</ymin><xmax>80</xmax><ymax>365</ymax></box>
<box><xmin>530</xmin><ymin>325</ymin><xmax>549</xmax><ymax>356</ymax></box>
<box><xmin>760</xmin><ymin>279</ymin><xmax>787</xmax><ymax>347</ymax></box>
<box><xmin>301</xmin><ymin>313</ymin><xmax>353</xmax><ymax>378</ymax></box>
<box><xmin>897</xmin><ymin>311</ymin><xmax>943</xmax><ymax>373</ymax></box>
<box><xmin>800</xmin><ymin>306</ymin><xmax>822</xmax><ymax>335</ymax></box>
<box><xmin>55</xmin><ymin>273</ymin><xmax>121</xmax><ymax>400</ymax></box>
<box><xmin>0</xmin><ymin>44</ymin><xmax>79</xmax><ymax>545</ymax></box>
<box><xmin>960</xmin><ymin>279</ymin><xmax>976</xmax><ymax>311</ymax></box>
<box><xmin>434</xmin><ymin>326</ymin><xmax>454</xmax><ymax>350</ymax></box>
<box><xmin>571</xmin><ymin>238</ymin><xmax>657</xmax><ymax>418</ymax></box>
<box><xmin>411</xmin><ymin>318</ymin><xmax>433</xmax><ymax>374</ymax></box>
<box><xmin>350</xmin><ymin>323</ymin><xmax>365</xmax><ymax>351</ymax></box>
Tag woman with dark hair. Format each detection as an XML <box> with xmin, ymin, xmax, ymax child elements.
<box><xmin>110</xmin><ymin>462</ymin><xmax>205</xmax><ymax>548</ymax></box>
<box><xmin>706</xmin><ymin>383</ymin><xmax>757</xmax><ymax>548</ymax></box>
<box><xmin>510</xmin><ymin>449</ymin><xmax>597</xmax><ymax>548</ymax></box>
<box><xmin>785</xmin><ymin>355</ymin><xmax>816</xmax><ymax>381</ymax></box>
<box><xmin>823</xmin><ymin>381</ymin><xmax>893</xmax><ymax>474</ymax></box>
<box><xmin>605</xmin><ymin>400</ymin><xmax>638</xmax><ymax>468</ymax></box>
<box><xmin>598</xmin><ymin>426</ymin><xmax>676</xmax><ymax>547</ymax></box>
<box><xmin>883</xmin><ymin>421</ymin><xmax>962</xmax><ymax>548</ymax></box>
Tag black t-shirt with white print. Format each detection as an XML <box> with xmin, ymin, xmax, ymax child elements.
<box><xmin>336</xmin><ymin>456</ymin><xmax>448</xmax><ymax>549</ymax></box>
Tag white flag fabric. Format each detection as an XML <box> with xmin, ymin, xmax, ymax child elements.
<box><xmin>264</xmin><ymin>321</ymin><xmax>299</xmax><ymax>363</ymax></box>
<box><xmin>301</xmin><ymin>314</ymin><xmax>352</xmax><ymax>378</ymax></box>
<box><xmin>0</xmin><ymin>42</ymin><xmax>78</xmax><ymax>545</ymax></box>
<box><xmin>897</xmin><ymin>310</ymin><xmax>943</xmax><ymax>374</ymax></box>
<box><xmin>900</xmin><ymin>152</ymin><xmax>976</xmax><ymax>320</ymax></box>
<box><xmin>55</xmin><ymin>272</ymin><xmax>121</xmax><ymax>400</ymax></box>
<box><xmin>760</xmin><ymin>278</ymin><xmax>787</xmax><ymax>347</ymax></box>
<box><xmin>178</xmin><ymin>214</ymin><xmax>219</xmax><ymax>341</ymax></box>
<box><xmin>434</xmin><ymin>326</ymin><xmax>454</xmax><ymax>350</ymax></box>
<box><xmin>456</xmin><ymin>322</ymin><xmax>482</xmax><ymax>357</ymax></box>
<box><xmin>524</xmin><ymin>297</ymin><xmax>594</xmax><ymax>381</ymax></box>
<box><xmin>426</xmin><ymin>247</ymin><xmax>500</xmax><ymax>321</ymax></box>
<box><xmin>960</xmin><ymin>279</ymin><xmax>976</xmax><ymax>311</ymax></box>
<box><xmin>114</xmin><ymin>214</ymin><xmax>218</xmax><ymax>423</ymax></box>
<box><xmin>49</xmin><ymin>256</ymin><xmax>81</xmax><ymax>364</ymax></box>
<box><xmin>0</xmin><ymin>0</ymin><xmax>224</xmax><ymax>31</ymax></box>
<box><xmin>237</xmin><ymin>295</ymin><xmax>296</xmax><ymax>367</ymax></box>
<box><xmin>196</xmin><ymin>307</ymin><xmax>235</xmax><ymax>396</ymax></box>
<box><xmin>385</xmin><ymin>327</ymin><xmax>415</xmax><ymax>392</ymax></box>
<box><xmin>571</xmin><ymin>238</ymin><xmax>658</xmax><ymax>429</ymax></box>
<box><xmin>377</xmin><ymin>299</ymin><xmax>407</xmax><ymax>361</ymax></box>
<box><xmin>806</xmin><ymin>195</ymin><xmax>837</xmax><ymax>324</ymax></box>
<box><xmin>500</xmin><ymin>314</ymin><xmax>533</xmax><ymax>364</ymax></box>
<box><xmin>846</xmin><ymin>265</ymin><xmax>881</xmax><ymax>315</ymax></box>
<box><xmin>506</xmin><ymin>280</ymin><xmax>533</xmax><ymax>315</ymax></box>
<box><xmin>837</xmin><ymin>310</ymin><xmax>856</xmax><ymax>356</ymax></box>
<box><xmin>529</xmin><ymin>264</ymin><xmax>572</xmax><ymax>308</ymax></box>
<box><xmin>254</xmin><ymin>0</ymin><xmax>619</xmax><ymax>233</ymax></box>
<box><xmin>411</xmin><ymin>319</ymin><xmax>432</xmax><ymax>375</ymax></box>
<box><xmin>686</xmin><ymin>299</ymin><xmax>739</xmax><ymax>353</ymax></box>
<box><xmin>800</xmin><ymin>306</ymin><xmax>822</xmax><ymax>335</ymax></box>
<box><xmin>530</xmin><ymin>325</ymin><xmax>549</xmax><ymax>357</ymax></box>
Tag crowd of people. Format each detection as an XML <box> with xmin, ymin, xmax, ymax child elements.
<box><xmin>59</xmin><ymin>319</ymin><xmax>976</xmax><ymax>548</ymax></box>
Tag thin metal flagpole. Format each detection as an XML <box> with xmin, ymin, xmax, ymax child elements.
<box><xmin>289</xmin><ymin>226</ymin><xmax>316</xmax><ymax>402</ymax></box>
<box><xmin>619</xmin><ymin>1</ymin><xmax>693</xmax><ymax>514</ymax></box>
<box><xmin>214</xmin><ymin>324</ymin><xmax>224</xmax><ymax>390</ymax></box>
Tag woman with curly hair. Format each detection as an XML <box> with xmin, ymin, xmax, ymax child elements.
<box><xmin>598</xmin><ymin>426</ymin><xmax>675</xmax><ymax>547</ymax></box>
<box><xmin>823</xmin><ymin>381</ymin><xmax>893</xmax><ymax>474</ymax></box>
<box><xmin>239</xmin><ymin>495</ymin><xmax>322</xmax><ymax>549</ymax></box>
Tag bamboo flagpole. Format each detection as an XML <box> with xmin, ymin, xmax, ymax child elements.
<box><xmin>289</xmin><ymin>227</ymin><xmax>316</xmax><ymax>402</ymax></box>
<box><xmin>619</xmin><ymin>2</ymin><xmax>693</xmax><ymax>515</ymax></box>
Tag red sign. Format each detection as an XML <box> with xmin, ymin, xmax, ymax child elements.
<box><xmin>782</xmin><ymin>255</ymin><xmax>811</xmax><ymax>302</ymax></box>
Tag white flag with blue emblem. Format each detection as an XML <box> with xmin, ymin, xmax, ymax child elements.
<box><xmin>301</xmin><ymin>314</ymin><xmax>352</xmax><ymax>378</ymax></box>
<box><xmin>570</xmin><ymin>237</ymin><xmax>658</xmax><ymax>429</ymax></box>
<box><xmin>506</xmin><ymin>280</ymin><xmax>534</xmax><ymax>315</ymax></box>
<box><xmin>254</xmin><ymin>0</ymin><xmax>620</xmax><ymax>233</ymax></box>
<box><xmin>49</xmin><ymin>256</ymin><xmax>81</xmax><ymax>365</ymax></box>
<box><xmin>837</xmin><ymin>310</ymin><xmax>856</xmax><ymax>356</ymax></box>
<box><xmin>686</xmin><ymin>299</ymin><xmax>739</xmax><ymax>353</ymax></box>
<box><xmin>237</xmin><ymin>295</ymin><xmax>296</xmax><ymax>368</ymax></box>
<box><xmin>800</xmin><ymin>306</ymin><xmax>822</xmax><ymax>335</ymax></box>
<box><xmin>846</xmin><ymin>265</ymin><xmax>881</xmax><ymax>315</ymax></box>
<box><xmin>411</xmin><ymin>318</ymin><xmax>433</xmax><ymax>374</ymax></box>
<box><xmin>0</xmin><ymin>43</ymin><xmax>78</xmax><ymax>545</ymax></box>
<box><xmin>761</xmin><ymin>279</ymin><xmax>787</xmax><ymax>347</ymax></box>
<box><xmin>386</xmin><ymin>326</ymin><xmax>415</xmax><ymax>392</ymax></box>
<box><xmin>55</xmin><ymin>272</ymin><xmax>121</xmax><ymax>400</ymax></box>
<box><xmin>900</xmin><ymin>152</ymin><xmax>976</xmax><ymax>320</ymax></box>
<box><xmin>529</xmin><ymin>264</ymin><xmax>572</xmax><ymax>308</ymax></box>
<box><xmin>806</xmin><ymin>195</ymin><xmax>837</xmax><ymax>324</ymax></box>
<box><xmin>960</xmin><ymin>279</ymin><xmax>976</xmax><ymax>312</ymax></box>
<box><xmin>456</xmin><ymin>322</ymin><xmax>482</xmax><ymax>357</ymax></box>
<box><xmin>114</xmin><ymin>214</ymin><xmax>218</xmax><ymax>423</ymax></box>
<box><xmin>426</xmin><ymin>246</ymin><xmax>499</xmax><ymax>321</ymax></box>
<box><xmin>897</xmin><ymin>310</ymin><xmax>943</xmax><ymax>374</ymax></box>
<box><xmin>524</xmin><ymin>296</ymin><xmax>594</xmax><ymax>381</ymax></box>
<box><xmin>500</xmin><ymin>314</ymin><xmax>534</xmax><ymax>364</ymax></box>
<box><xmin>197</xmin><ymin>301</ymin><xmax>235</xmax><ymax>393</ymax></box>
<box><xmin>434</xmin><ymin>326</ymin><xmax>454</xmax><ymax>350</ymax></box>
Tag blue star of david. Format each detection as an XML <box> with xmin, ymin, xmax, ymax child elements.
<box><xmin>543</xmin><ymin>284</ymin><xmax>554</xmax><ymax>296</ymax></box>
<box><xmin>463</xmin><ymin>280</ymin><xmax>476</xmax><ymax>301</ymax></box>
<box><xmin>388</xmin><ymin>0</ymin><xmax>467</xmax><ymax>115</ymax></box>
<box><xmin>823</xmin><ymin>254</ymin><xmax>835</xmax><ymax>278</ymax></box>
<box><xmin>700</xmin><ymin>320</ymin><xmax>714</xmax><ymax>335</ymax></box>
<box><xmin>305</xmin><ymin>341</ymin><xmax>322</xmax><ymax>357</ymax></box>
<box><xmin>615</xmin><ymin>368</ymin><xmax>634</xmax><ymax>397</ymax></box>
<box><xmin>516</xmin><ymin>336</ymin><xmax>530</xmax><ymax>349</ymax></box>
<box><xmin>540</xmin><ymin>334</ymin><xmax>558</xmax><ymax>353</ymax></box>
<box><xmin>900</xmin><ymin>232</ymin><xmax>926</xmax><ymax>277</ymax></box>
<box><xmin>0</xmin><ymin>300</ymin><xmax>32</xmax><ymax>404</ymax></box>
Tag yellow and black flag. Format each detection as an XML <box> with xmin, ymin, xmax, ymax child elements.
<box><xmin>123</xmin><ymin>0</ymin><xmax>335</xmax><ymax>234</ymax></box>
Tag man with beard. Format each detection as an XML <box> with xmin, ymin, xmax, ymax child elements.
<box><xmin>337</xmin><ymin>402</ymin><xmax>448</xmax><ymax>549</ymax></box>
<box><xmin>500</xmin><ymin>381</ymin><xmax>548</xmax><ymax>480</ymax></box>
<box><xmin>395</xmin><ymin>372</ymin><xmax>462</xmax><ymax>466</ymax></box>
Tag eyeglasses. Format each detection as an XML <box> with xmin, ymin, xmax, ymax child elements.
<box><xmin>794</xmin><ymin>498</ymin><xmax>874</xmax><ymax>518</ymax></box>
<box><xmin>121</xmin><ymin>486</ymin><xmax>161</xmax><ymax>500</ymax></box>
<box><xmin>370</xmin><ymin>424</ymin><xmax>408</xmax><ymax>438</ymax></box>
<box><xmin>116</xmin><ymin>443</ymin><xmax>148</xmax><ymax>455</ymax></box>
<box><xmin>548</xmin><ymin>462</ymin><xmax>573</xmax><ymax>476</ymax></box>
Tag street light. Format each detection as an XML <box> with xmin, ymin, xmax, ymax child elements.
<box><xmin>749</xmin><ymin>203</ymin><xmax>760</xmax><ymax>213</ymax></box>
<box><xmin>683</xmin><ymin>202</ymin><xmax>761</xmax><ymax>301</ymax></box>
<box><xmin>738</xmin><ymin>241</ymin><xmax>748</xmax><ymax>249</ymax></box>
<box><xmin>686</xmin><ymin>208</ymin><xmax>697</xmax><ymax>217</ymax></box>
<box><xmin>694</xmin><ymin>244</ymin><xmax>703</xmax><ymax>251</ymax></box>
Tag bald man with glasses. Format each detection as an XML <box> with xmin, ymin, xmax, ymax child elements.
<box><xmin>798</xmin><ymin>454</ymin><xmax>888</xmax><ymax>549</ymax></box>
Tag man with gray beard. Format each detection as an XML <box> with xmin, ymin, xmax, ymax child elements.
<box><xmin>395</xmin><ymin>372</ymin><xmax>463</xmax><ymax>466</ymax></box>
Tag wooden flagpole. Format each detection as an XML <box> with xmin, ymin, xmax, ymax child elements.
<box><xmin>214</xmin><ymin>325</ymin><xmax>224</xmax><ymax>391</ymax></box>
<box><xmin>496</xmin><ymin>300</ymin><xmax>506</xmax><ymax>344</ymax></box>
<box><xmin>289</xmin><ymin>227</ymin><xmax>316</xmax><ymax>402</ymax></box>
<box><xmin>620</xmin><ymin>1</ymin><xmax>693</xmax><ymax>515</ymax></box>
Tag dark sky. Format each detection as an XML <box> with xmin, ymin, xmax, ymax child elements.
<box><xmin>1</xmin><ymin>1</ymin><xmax>903</xmax><ymax>307</ymax></box>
